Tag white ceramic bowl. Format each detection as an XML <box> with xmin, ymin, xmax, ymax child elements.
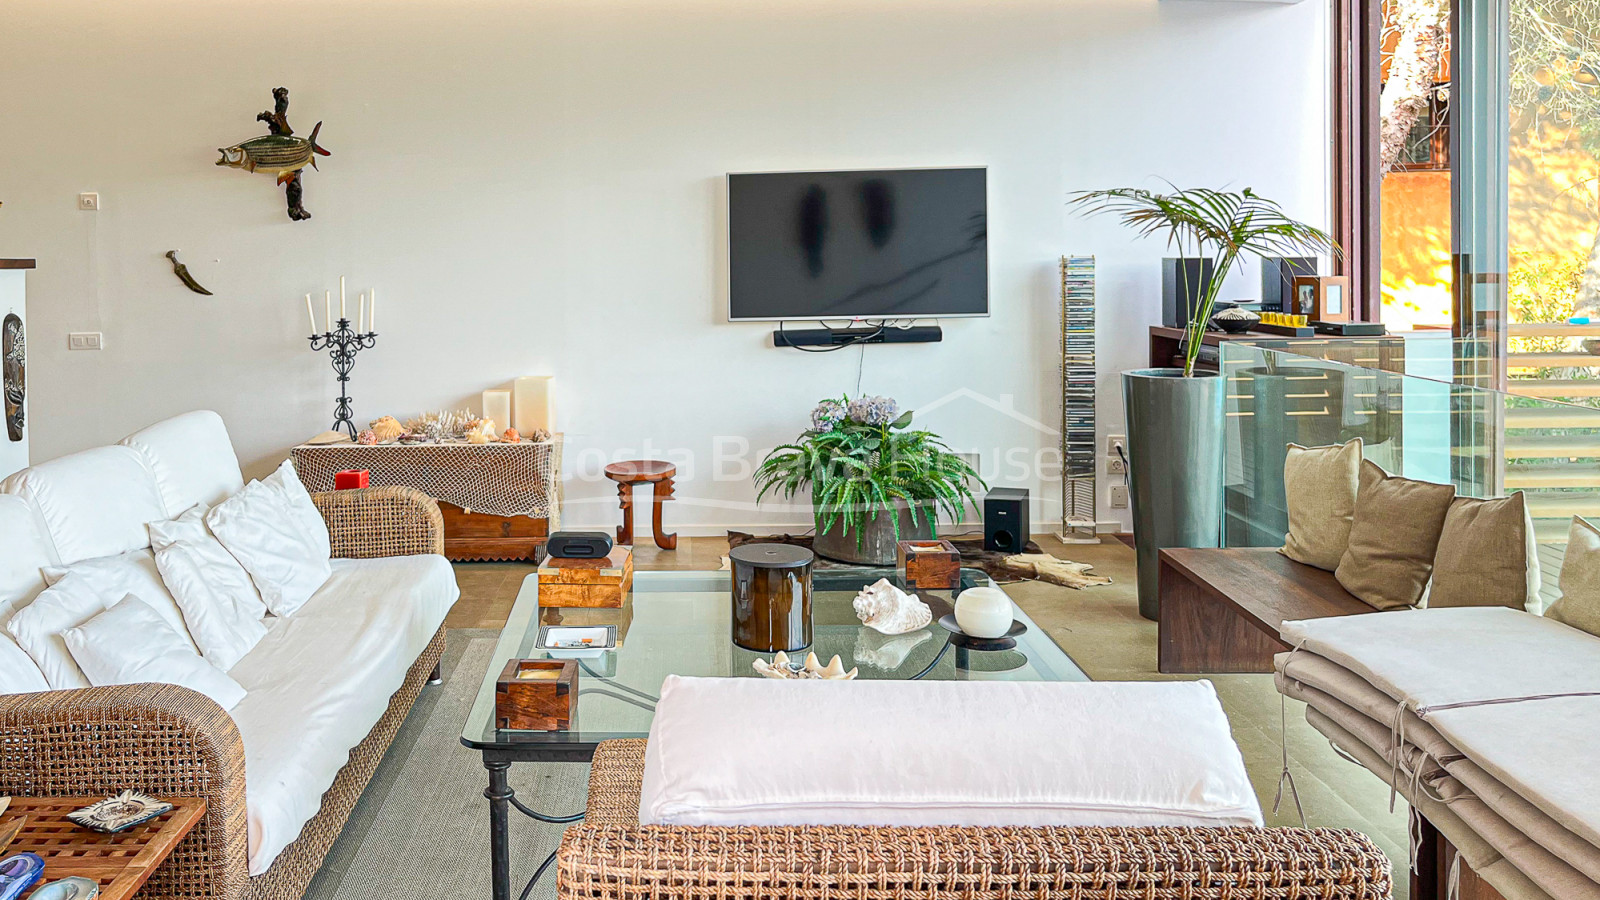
<box><xmin>953</xmin><ymin>586</ymin><xmax>1014</xmax><ymax>639</ymax></box>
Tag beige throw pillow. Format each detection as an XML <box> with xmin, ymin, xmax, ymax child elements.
<box><xmin>1335</xmin><ymin>460</ymin><xmax>1456</xmax><ymax>610</ymax></box>
<box><xmin>1547</xmin><ymin>517</ymin><xmax>1600</xmax><ymax>637</ymax></box>
<box><xmin>1428</xmin><ymin>492</ymin><xmax>1542</xmax><ymax>612</ymax></box>
<box><xmin>1280</xmin><ymin>439</ymin><xmax>1363</xmax><ymax>571</ymax></box>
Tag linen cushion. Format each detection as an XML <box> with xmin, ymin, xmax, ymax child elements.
<box><xmin>207</xmin><ymin>478</ymin><xmax>330</xmax><ymax>617</ymax></box>
<box><xmin>118</xmin><ymin>410</ymin><xmax>245</xmax><ymax>518</ymax></box>
<box><xmin>0</xmin><ymin>636</ymin><xmax>49</xmax><ymax>694</ymax></box>
<box><xmin>42</xmin><ymin>551</ymin><xmax>199</xmax><ymax>655</ymax></box>
<box><xmin>155</xmin><ymin>540</ymin><xmax>268</xmax><ymax>671</ymax></box>
<box><xmin>1429</xmin><ymin>492</ymin><xmax>1542</xmax><ymax>612</ymax></box>
<box><xmin>1548</xmin><ymin>516</ymin><xmax>1600</xmax><ymax>637</ymax></box>
<box><xmin>227</xmin><ymin>554</ymin><xmax>457</xmax><ymax>874</ymax></box>
<box><xmin>0</xmin><ymin>445</ymin><xmax>166</xmax><ymax>564</ymax></box>
<box><xmin>1335</xmin><ymin>460</ymin><xmax>1456</xmax><ymax>610</ymax></box>
<box><xmin>64</xmin><ymin>595</ymin><xmax>246</xmax><ymax>710</ymax></box>
<box><xmin>0</xmin><ymin>495</ymin><xmax>54</xmax><ymax>627</ymax></box>
<box><xmin>6</xmin><ymin>571</ymin><xmax>122</xmax><ymax>688</ymax></box>
<box><xmin>261</xmin><ymin>459</ymin><xmax>331</xmax><ymax>561</ymax></box>
<box><xmin>1280</xmin><ymin>438</ymin><xmax>1362</xmax><ymax>571</ymax></box>
<box><xmin>638</xmin><ymin>676</ymin><xmax>1262</xmax><ymax>828</ymax></box>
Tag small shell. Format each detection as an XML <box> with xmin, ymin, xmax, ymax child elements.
<box><xmin>357</xmin><ymin>429</ymin><xmax>378</xmax><ymax>445</ymax></box>
<box><xmin>502</xmin><ymin>427</ymin><xmax>521</xmax><ymax>443</ymax></box>
<box><xmin>466</xmin><ymin>429</ymin><xmax>490</xmax><ymax>444</ymax></box>
<box><xmin>368</xmin><ymin>416</ymin><xmax>404</xmax><ymax>443</ymax></box>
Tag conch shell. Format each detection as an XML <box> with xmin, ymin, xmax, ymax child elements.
<box><xmin>852</xmin><ymin>578</ymin><xmax>932</xmax><ymax>635</ymax></box>
<box><xmin>502</xmin><ymin>427</ymin><xmax>521</xmax><ymax>443</ymax></box>
<box><xmin>466</xmin><ymin>429</ymin><xmax>490</xmax><ymax>445</ymax></box>
<box><xmin>368</xmin><ymin>416</ymin><xmax>404</xmax><ymax>443</ymax></box>
<box><xmin>752</xmin><ymin>651</ymin><xmax>857</xmax><ymax>680</ymax></box>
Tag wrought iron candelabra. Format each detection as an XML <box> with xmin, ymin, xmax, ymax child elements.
<box><xmin>308</xmin><ymin>318</ymin><xmax>378</xmax><ymax>438</ymax></box>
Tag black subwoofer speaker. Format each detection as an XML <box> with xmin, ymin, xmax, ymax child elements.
<box><xmin>546</xmin><ymin>531</ymin><xmax>615</xmax><ymax>559</ymax></box>
<box><xmin>1161</xmin><ymin>258</ymin><xmax>1216</xmax><ymax>328</ymax></box>
<box><xmin>983</xmin><ymin>488</ymin><xmax>1029</xmax><ymax>553</ymax></box>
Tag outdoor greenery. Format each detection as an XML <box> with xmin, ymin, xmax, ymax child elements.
<box><xmin>754</xmin><ymin>396</ymin><xmax>984</xmax><ymax>545</ymax></box>
<box><xmin>1069</xmin><ymin>186</ymin><xmax>1340</xmax><ymax>377</ymax></box>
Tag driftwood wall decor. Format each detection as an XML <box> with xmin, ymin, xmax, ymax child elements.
<box><xmin>3</xmin><ymin>313</ymin><xmax>23</xmax><ymax>442</ymax></box>
<box><xmin>216</xmin><ymin>87</ymin><xmax>330</xmax><ymax>221</ymax></box>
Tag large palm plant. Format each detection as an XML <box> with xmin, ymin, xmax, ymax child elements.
<box><xmin>1069</xmin><ymin>186</ymin><xmax>1340</xmax><ymax>376</ymax></box>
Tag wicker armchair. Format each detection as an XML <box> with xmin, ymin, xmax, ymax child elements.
<box><xmin>559</xmin><ymin>740</ymin><xmax>1394</xmax><ymax>900</ymax></box>
<box><xmin>0</xmin><ymin>486</ymin><xmax>448</xmax><ymax>900</ymax></box>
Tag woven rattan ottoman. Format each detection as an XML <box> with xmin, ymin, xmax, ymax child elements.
<box><xmin>555</xmin><ymin>739</ymin><xmax>1393</xmax><ymax>900</ymax></box>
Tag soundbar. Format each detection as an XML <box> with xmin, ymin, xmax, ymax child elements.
<box><xmin>774</xmin><ymin>325</ymin><xmax>943</xmax><ymax>348</ymax></box>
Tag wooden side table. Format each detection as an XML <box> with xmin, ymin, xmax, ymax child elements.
<box><xmin>2</xmin><ymin>796</ymin><xmax>205</xmax><ymax>900</ymax></box>
<box><xmin>602</xmin><ymin>461</ymin><xmax>677</xmax><ymax>550</ymax></box>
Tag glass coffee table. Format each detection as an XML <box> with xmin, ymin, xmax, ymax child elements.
<box><xmin>461</xmin><ymin>566</ymin><xmax>1086</xmax><ymax>900</ymax></box>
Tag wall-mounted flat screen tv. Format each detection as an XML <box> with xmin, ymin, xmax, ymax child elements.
<box><xmin>727</xmin><ymin>167</ymin><xmax>988</xmax><ymax>321</ymax></box>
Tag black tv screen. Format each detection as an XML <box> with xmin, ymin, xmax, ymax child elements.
<box><xmin>727</xmin><ymin>167</ymin><xmax>988</xmax><ymax>321</ymax></box>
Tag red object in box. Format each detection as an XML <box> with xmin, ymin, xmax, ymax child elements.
<box><xmin>334</xmin><ymin>469</ymin><xmax>370</xmax><ymax>490</ymax></box>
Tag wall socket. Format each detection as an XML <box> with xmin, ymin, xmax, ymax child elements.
<box><xmin>68</xmin><ymin>332</ymin><xmax>103</xmax><ymax>350</ymax></box>
<box><xmin>77</xmin><ymin>193</ymin><xmax>100</xmax><ymax>211</ymax></box>
<box><xmin>1109</xmin><ymin>484</ymin><xmax>1130</xmax><ymax>509</ymax></box>
<box><xmin>1105</xmin><ymin>434</ymin><xmax>1128</xmax><ymax>474</ymax></box>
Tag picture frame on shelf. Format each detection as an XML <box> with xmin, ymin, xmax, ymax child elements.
<box><xmin>1292</xmin><ymin>275</ymin><xmax>1351</xmax><ymax>323</ymax></box>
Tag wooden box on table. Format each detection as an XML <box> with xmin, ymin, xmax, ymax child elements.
<box><xmin>537</xmin><ymin>546</ymin><xmax>633</xmax><ymax>608</ymax></box>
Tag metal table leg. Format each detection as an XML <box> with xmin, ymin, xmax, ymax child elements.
<box><xmin>484</xmin><ymin>759</ymin><xmax>513</xmax><ymax>900</ymax></box>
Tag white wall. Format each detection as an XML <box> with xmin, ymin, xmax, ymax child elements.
<box><xmin>0</xmin><ymin>0</ymin><xmax>1327</xmax><ymax>534</ymax></box>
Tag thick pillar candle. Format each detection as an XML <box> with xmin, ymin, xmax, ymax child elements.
<box><xmin>483</xmin><ymin>389</ymin><xmax>512</xmax><ymax>435</ymax></box>
<box><xmin>512</xmin><ymin>376</ymin><xmax>556</xmax><ymax>434</ymax></box>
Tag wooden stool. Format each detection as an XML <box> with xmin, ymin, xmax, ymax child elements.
<box><xmin>603</xmin><ymin>460</ymin><xmax>678</xmax><ymax>550</ymax></box>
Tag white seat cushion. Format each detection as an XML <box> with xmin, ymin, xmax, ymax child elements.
<box><xmin>639</xmin><ymin>677</ymin><xmax>1262</xmax><ymax>828</ymax></box>
<box><xmin>119</xmin><ymin>411</ymin><xmax>245</xmax><ymax>518</ymax></box>
<box><xmin>7</xmin><ymin>571</ymin><xmax>124</xmax><ymax>689</ymax></box>
<box><xmin>226</xmin><ymin>554</ymin><xmax>457</xmax><ymax>875</ymax></box>
<box><xmin>1</xmin><ymin>445</ymin><xmax>167</xmax><ymax>565</ymax></box>
<box><xmin>0</xmin><ymin>495</ymin><xmax>53</xmax><ymax>627</ymax></box>
<box><xmin>65</xmin><ymin>595</ymin><xmax>246</xmax><ymax>711</ymax></box>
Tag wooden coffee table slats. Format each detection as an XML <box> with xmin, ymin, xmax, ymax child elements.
<box><xmin>1</xmin><ymin>797</ymin><xmax>205</xmax><ymax>900</ymax></box>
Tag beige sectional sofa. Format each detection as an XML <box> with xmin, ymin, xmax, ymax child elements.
<box><xmin>0</xmin><ymin>411</ymin><xmax>457</xmax><ymax>900</ymax></box>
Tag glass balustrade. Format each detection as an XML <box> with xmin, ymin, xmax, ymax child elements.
<box><xmin>1219</xmin><ymin>341</ymin><xmax>1600</xmax><ymax>606</ymax></box>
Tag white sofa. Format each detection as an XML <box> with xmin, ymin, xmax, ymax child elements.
<box><xmin>0</xmin><ymin>411</ymin><xmax>457</xmax><ymax>900</ymax></box>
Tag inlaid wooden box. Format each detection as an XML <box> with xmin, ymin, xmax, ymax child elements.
<box><xmin>897</xmin><ymin>539</ymin><xmax>961</xmax><ymax>590</ymax></box>
<box><xmin>494</xmin><ymin>659</ymin><xmax>577</xmax><ymax>730</ymax></box>
<box><xmin>537</xmin><ymin>546</ymin><xmax>633</xmax><ymax>608</ymax></box>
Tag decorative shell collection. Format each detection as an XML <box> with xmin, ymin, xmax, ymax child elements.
<box><xmin>405</xmin><ymin>408</ymin><xmax>475</xmax><ymax>441</ymax></box>
<box><xmin>368</xmin><ymin>415</ymin><xmax>405</xmax><ymax>443</ymax></box>
<box><xmin>852</xmin><ymin>578</ymin><xmax>932</xmax><ymax>635</ymax></box>
<box><xmin>752</xmin><ymin>650</ymin><xmax>858</xmax><ymax>680</ymax></box>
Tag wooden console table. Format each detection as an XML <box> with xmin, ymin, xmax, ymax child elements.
<box><xmin>292</xmin><ymin>437</ymin><xmax>563</xmax><ymax>561</ymax></box>
<box><xmin>4</xmin><ymin>796</ymin><xmax>205</xmax><ymax>900</ymax></box>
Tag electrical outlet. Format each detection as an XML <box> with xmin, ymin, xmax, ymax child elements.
<box><xmin>68</xmin><ymin>332</ymin><xmax>103</xmax><ymax>350</ymax></box>
<box><xmin>1106</xmin><ymin>456</ymin><xmax>1127</xmax><ymax>475</ymax></box>
<box><xmin>77</xmin><ymin>193</ymin><xmax>100</xmax><ymax>211</ymax></box>
<box><xmin>1109</xmin><ymin>485</ymin><xmax>1130</xmax><ymax>509</ymax></box>
<box><xmin>1105</xmin><ymin>434</ymin><xmax>1127</xmax><ymax>457</ymax></box>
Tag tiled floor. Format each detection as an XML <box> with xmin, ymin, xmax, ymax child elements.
<box><xmin>447</xmin><ymin>534</ymin><xmax>1410</xmax><ymax>894</ymax></box>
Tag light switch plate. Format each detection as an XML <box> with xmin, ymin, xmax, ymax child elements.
<box><xmin>68</xmin><ymin>332</ymin><xmax>103</xmax><ymax>350</ymax></box>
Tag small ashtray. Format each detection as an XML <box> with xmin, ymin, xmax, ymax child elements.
<box><xmin>66</xmin><ymin>791</ymin><xmax>173</xmax><ymax>834</ymax></box>
<box><xmin>937</xmin><ymin>614</ymin><xmax>1027</xmax><ymax>651</ymax></box>
<box><xmin>535</xmin><ymin>625</ymin><xmax>617</xmax><ymax>658</ymax></box>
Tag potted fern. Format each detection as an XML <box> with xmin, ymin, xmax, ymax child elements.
<box><xmin>1070</xmin><ymin>186</ymin><xmax>1338</xmax><ymax>619</ymax></box>
<box><xmin>755</xmin><ymin>395</ymin><xmax>984</xmax><ymax>565</ymax></box>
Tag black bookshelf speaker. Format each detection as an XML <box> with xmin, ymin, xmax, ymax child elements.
<box><xmin>546</xmin><ymin>531</ymin><xmax>614</xmax><ymax>559</ymax></box>
<box><xmin>1162</xmin><ymin>258</ymin><xmax>1217</xmax><ymax>328</ymax></box>
<box><xmin>1260</xmin><ymin>257</ymin><xmax>1319</xmax><ymax>313</ymax></box>
<box><xmin>983</xmin><ymin>488</ymin><xmax>1030</xmax><ymax>553</ymax></box>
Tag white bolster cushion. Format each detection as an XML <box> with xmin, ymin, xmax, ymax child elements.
<box><xmin>638</xmin><ymin>676</ymin><xmax>1263</xmax><ymax>828</ymax></box>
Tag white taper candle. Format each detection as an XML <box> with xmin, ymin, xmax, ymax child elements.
<box><xmin>305</xmin><ymin>294</ymin><xmax>315</xmax><ymax>335</ymax></box>
<box><xmin>324</xmin><ymin>291</ymin><xmax>331</xmax><ymax>333</ymax></box>
<box><xmin>340</xmin><ymin>276</ymin><xmax>346</xmax><ymax>320</ymax></box>
<box><xmin>369</xmin><ymin>289</ymin><xmax>377</xmax><ymax>331</ymax></box>
<box><xmin>358</xmin><ymin>293</ymin><xmax>366</xmax><ymax>333</ymax></box>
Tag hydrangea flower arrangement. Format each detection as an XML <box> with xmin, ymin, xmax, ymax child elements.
<box><xmin>757</xmin><ymin>395</ymin><xmax>984</xmax><ymax>547</ymax></box>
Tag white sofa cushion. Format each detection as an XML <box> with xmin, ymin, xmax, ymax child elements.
<box><xmin>7</xmin><ymin>571</ymin><xmax>122</xmax><ymax>688</ymax></box>
<box><xmin>64</xmin><ymin>595</ymin><xmax>246</xmax><ymax>710</ymax></box>
<box><xmin>119</xmin><ymin>411</ymin><xmax>245</xmax><ymax>518</ymax></box>
<box><xmin>207</xmin><ymin>479</ymin><xmax>330</xmax><ymax>617</ymax></box>
<box><xmin>262</xmin><ymin>460</ymin><xmax>331</xmax><ymax>561</ymax></box>
<box><xmin>43</xmin><ymin>551</ymin><xmax>199</xmax><ymax>656</ymax></box>
<box><xmin>0</xmin><ymin>495</ymin><xmax>53</xmax><ymax>627</ymax></box>
<box><xmin>0</xmin><ymin>636</ymin><xmax>49</xmax><ymax>694</ymax></box>
<box><xmin>638</xmin><ymin>677</ymin><xmax>1262</xmax><ymax>828</ymax></box>
<box><xmin>155</xmin><ymin>539</ymin><xmax>268</xmax><ymax>672</ymax></box>
<box><xmin>2</xmin><ymin>445</ymin><xmax>167</xmax><ymax>565</ymax></box>
<box><xmin>226</xmin><ymin>554</ymin><xmax>457</xmax><ymax>875</ymax></box>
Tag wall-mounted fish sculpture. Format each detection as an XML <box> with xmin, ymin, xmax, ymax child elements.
<box><xmin>216</xmin><ymin>87</ymin><xmax>330</xmax><ymax>221</ymax></box>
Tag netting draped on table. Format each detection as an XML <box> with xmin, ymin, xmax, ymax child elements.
<box><xmin>291</xmin><ymin>436</ymin><xmax>563</xmax><ymax>521</ymax></box>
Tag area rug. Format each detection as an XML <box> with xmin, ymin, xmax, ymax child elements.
<box><xmin>727</xmin><ymin>531</ymin><xmax>1050</xmax><ymax>584</ymax></box>
<box><xmin>303</xmin><ymin>630</ymin><xmax>584</xmax><ymax>900</ymax></box>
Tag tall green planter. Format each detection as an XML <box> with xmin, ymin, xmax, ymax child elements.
<box><xmin>1122</xmin><ymin>368</ymin><xmax>1226</xmax><ymax>620</ymax></box>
